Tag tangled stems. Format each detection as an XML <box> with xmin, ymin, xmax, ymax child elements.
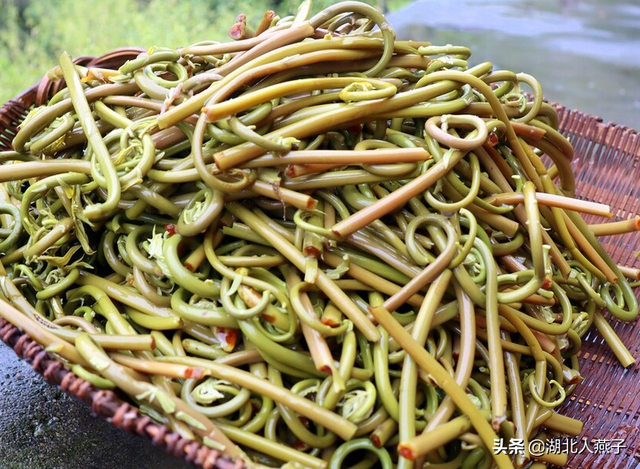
<box><xmin>0</xmin><ymin>287</ymin><xmax>89</xmax><ymax>367</ymax></box>
<box><xmin>226</xmin><ymin>203</ymin><xmax>380</xmax><ymax>342</ymax></box>
<box><xmin>163</xmin><ymin>233</ymin><xmax>220</xmax><ymax>298</ymax></box>
<box><xmin>203</xmin><ymin>76</ymin><xmax>398</xmax><ymax>123</ymax></box>
<box><xmin>331</xmin><ymin>147</ymin><xmax>467</xmax><ymax>238</ymax></box>
<box><xmin>74</xmin><ymin>333</ymin><xmax>242</xmax><ymax>457</ymax></box>
<box><xmin>308</xmin><ymin>1</ymin><xmax>395</xmax><ymax>77</ymax></box>
<box><xmin>369</xmin><ymin>305</ymin><xmax>512</xmax><ymax>469</ymax></box>
<box><xmin>0</xmin><ymin>159</ymin><xmax>92</xmax><ymax>182</ymax></box>
<box><xmin>59</xmin><ymin>52</ymin><xmax>121</xmax><ymax>220</ymax></box>
<box><xmin>289</xmin><ymin>281</ymin><xmax>351</xmax><ymax>336</ymax></box>
<box><xmin>459</xmin><ymin>242</ymin><xmax>500</xmax><ymax>426</ymax></box>
<box><xmin>158</xmin><ymin>354</ymin><xmax>358</xmax><ymax>441</ymax></box>
<box><xmin>382</xmin><ymin>213</ymin><xmax>457</xmax><ymax>313</ymax></box>
<box><xmin>424</xmin><ymin>114</ymin><xmax>488</xmax><ymax>151</ymax></box>
<box><xmin>495</xmin><ymin>181</ymin><xmax>548</xmax><ymax>305</ymax></box>
<box><xmin>328</xmin><ymin>438</ymin><xmax>393</xmax><ymax>469</ymax></box>
<box><xmin>2</xmin><ymin>2</ymin><xmax>639</xmax><ymax>468</ymax></box>
<box><xmin>0</xmin><ymin>204</ymin><xmax>22</xmax><ymax>253</ymax></box>
<box><xmin>397</xmin><ymin>270</ymin><xmax>451</xmax><ymax>468</ymax></box>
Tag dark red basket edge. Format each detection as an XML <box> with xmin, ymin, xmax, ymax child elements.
<box><xmin>0</xmin><ymin>318</ymin><xmax>244</xmax><ymax>469</ymax></box>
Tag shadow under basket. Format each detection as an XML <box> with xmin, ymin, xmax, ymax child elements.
<box><xmin>1</xmin><ymin>50</ymin><xmax>640</xmax><ymax>469</ymax></box>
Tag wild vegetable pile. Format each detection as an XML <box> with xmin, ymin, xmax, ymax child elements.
<box><xmin>0</xmin><ymin>1</ymin><xmax>637</xmax><ymax>468</ymax></box>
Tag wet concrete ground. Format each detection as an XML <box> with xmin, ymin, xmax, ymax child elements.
<box><xmin>0</xmin><ymin>345</ymin><xmax>192</xmax><ymax>469</ymax></box>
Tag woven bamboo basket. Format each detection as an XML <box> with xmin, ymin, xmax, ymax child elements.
<box><xmin>0</xmin><ymin>49</ymin><xmax>639</xmax><ymax>469</ymax></box>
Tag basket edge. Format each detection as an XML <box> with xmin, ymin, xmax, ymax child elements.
<box><xmin>0</xmin><ymin>318</ymin><xmax>243</xmax><ymax>469</ymax></box>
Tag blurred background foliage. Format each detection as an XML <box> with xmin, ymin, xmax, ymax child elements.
<box><xmin>0</xmin><ymin>0</ymin><xmax>407</xmax><ymax>104</ymax></box>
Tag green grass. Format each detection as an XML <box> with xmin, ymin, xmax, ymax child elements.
<box><xmin>0</xmin><ymin>0</ymin><xmax>406</xmax><ymax>104</ymax></box>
